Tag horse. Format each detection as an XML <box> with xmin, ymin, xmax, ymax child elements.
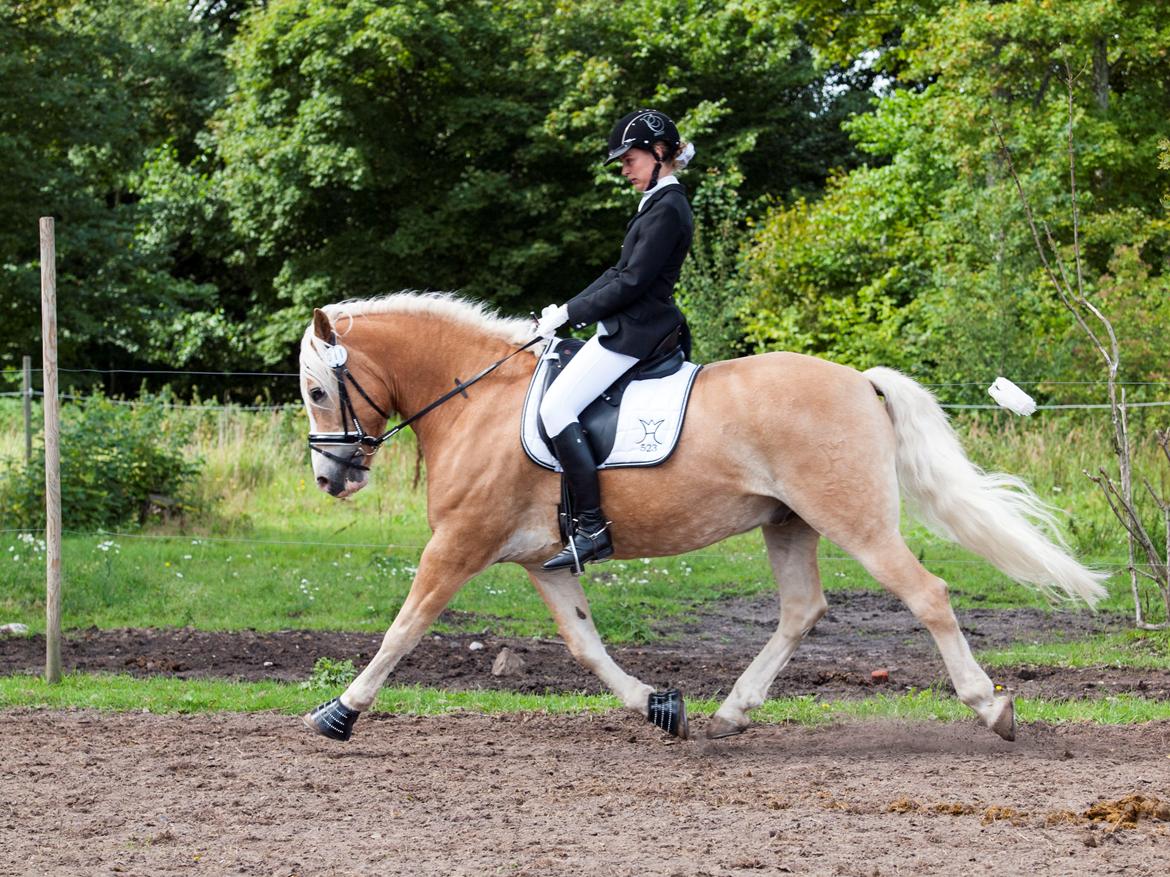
<box><xmin>297</xmin><ymin>291</ymin><xmax>1107</xmax><ymax>742</ymax></box>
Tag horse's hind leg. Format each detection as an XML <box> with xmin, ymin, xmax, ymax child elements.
<box><xmin>709</xmin><ymin>518</ymin><xmax>828</xmax><ymax>739</ymax></box>
<box><xmin>853</xmin><ymin>534</ymin><xmax>1015</xmax><ymax>740</ymax></box>
<box><xmin>525</xmin><ymin>567</ymin><xmax>667</xmax><ymax>728</ymax></box>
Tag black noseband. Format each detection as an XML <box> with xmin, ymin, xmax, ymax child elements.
<box><xmin>307</xmin><ymin>333</ymin><xmax>391</xmax><ymax>473</ymax></box>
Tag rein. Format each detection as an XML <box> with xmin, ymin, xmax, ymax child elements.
<box><xmin>308</xmin><ymin>332</ymin><xmax>543</xmax><ymax>471</ymax></box>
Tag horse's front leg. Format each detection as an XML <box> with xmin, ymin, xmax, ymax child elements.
<box><xmin>304</xmin><ymin>534</ymin><xmax>490</xmax><ymax>741</ymax></box>
<box><xmin>525</xmin><ymin>567</ymin><xmax>686</xmax><ymax>737</ymax></box>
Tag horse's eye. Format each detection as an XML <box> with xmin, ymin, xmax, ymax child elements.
<box><xmin>309</xmin><ymin>387</ymin><xmax>326</xmax><ymax>402</ymax></box>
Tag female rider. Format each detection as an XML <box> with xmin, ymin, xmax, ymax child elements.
<box><xmin>535</xmin><ymin>109</ymin><xmax>695</xmax><ymax>571</ymax></box>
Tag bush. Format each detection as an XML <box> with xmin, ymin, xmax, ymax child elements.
<box><xmin>0</xmin><ymin>390</ymin><xmax>202</xmax><ymax>530</ymax></box>
<box><xmin>675</xmin><ymin>165</ymin><xmax>754</xmax><ymax>363</ymax></box>
<box><xmin>301</xmin><ymin>657</ymin><xmax>357</xmax><ymax>691</ymax></box>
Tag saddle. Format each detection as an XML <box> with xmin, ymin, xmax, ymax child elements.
<box><xmin>520</xmin><ymin>330</ymin><xmax>703</xmax><ymax>471</ymax></box>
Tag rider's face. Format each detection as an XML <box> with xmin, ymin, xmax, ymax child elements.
<box><xmin>619</xmin><ymin>147</ymin><xmax>667</xmax><ymax>192</ymax></box>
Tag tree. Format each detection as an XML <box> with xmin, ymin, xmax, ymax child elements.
<box><xmin>999</xmin><ymin>65</ymin><xmax>1169</xmax><ymax>626</ymax></box>
<box><xmin>208</xmin><ymin>0</ymin><xmax>868</xmax><ymax>364</ymax></box>
<box><xmin>0</xmin><ymin>1</ymin><xmax>230</xmax><ymax>376</ymax></box>
<box><xmin>2</xmin><ymin>0</ymin><xmax>882</xmax><ymax>379</ymax></box>
<box><xmin>743</xmin><ymin>0</ymin><xmax>1170</xmax><ymax>394</ymax></box>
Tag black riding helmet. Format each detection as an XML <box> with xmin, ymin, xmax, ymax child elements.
<box><xmin>605</xmin><ymin>109</ymin><xmax>681</xmax><ymax>165</ymax></box>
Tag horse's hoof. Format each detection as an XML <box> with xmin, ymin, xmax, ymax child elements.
<box><xmin>989</xmin><ymin>695</ymin><xmax>1015</xmax><ymax>742</ymax></box>
<box><xmin>647</xmin><ymin>688</ymin><xmax>688</xmax><ymax>738</ymax></box>
<box><xmin>303</xmin><ymin>697</ymin><xmax>361</xmax><ymax>741</ymax></box>
<box><xmin>706</xmin><ymin>715</ymin><xmax>749</xmax><ymax>739</ymax></box>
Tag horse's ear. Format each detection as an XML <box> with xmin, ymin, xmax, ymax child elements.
<box><xmin>312</xmin><ymin>308</ymin><xmax>333</xmax><ymax>341</ymax></box>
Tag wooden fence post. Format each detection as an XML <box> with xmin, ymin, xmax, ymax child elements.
<box><xmin>40</xmin><ymin>217</ymin><xmax>62</xmax><ymax>684</ymax></box>
<box><xmin>22</xmin><ymin>354</ymin><xmax>32</xmax><ymax>465</ymax></box>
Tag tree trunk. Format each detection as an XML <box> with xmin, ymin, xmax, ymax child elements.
<box><xmin>1092</xmin><ymin>37</ymin><xmax>1110</xmax><ymax>112</ymax></box>
<box><xmin>1092</xmin><ymin>38</ymin><xmax>1111</xmax><ymax>192</ymax></box>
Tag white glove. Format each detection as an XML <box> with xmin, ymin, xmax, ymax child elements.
<box><xmin>535</xmin><ymin>303</ymin><xmax>568</xmax><ymax>338</ymax></box>
<box><xmin>988</xmin><ymin>377</ymin><xmax>1037</xmax><ymax>416</ymax></box>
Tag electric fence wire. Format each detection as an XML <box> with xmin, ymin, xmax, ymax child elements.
<box><xmin>5</xmin><ymin>386</ymin><xmax>1170</xmax><ymax>411</ymax></box>
<box><xmin>4</xmin><ymin>364</ymin><xmax>1170</xmax><ymax>410</ymax></box>
<box><xmin>1</xmin><ymin>390</ymin><xmax>297</xmax><ymax>411</ymax></box>
<box><xmin>1</xmin><ymin>367</ymin><xmax>298</xmax><ymax>377</ymax></box>
<box><xmin>3</xmin><ymin>365</ymin><xmax>1170</xmax><ymax>387</ymax></box>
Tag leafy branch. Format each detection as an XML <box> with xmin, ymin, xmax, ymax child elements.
<box><xmin>993</xmin><ymin>56</ymin><xmax>1168</xmax><ymax>629</ymax></box>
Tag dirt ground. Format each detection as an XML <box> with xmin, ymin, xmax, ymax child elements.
<box><xmin>2</xmin><ymin>590</ymin><xmax>1167</xmax><ymax>702</ymax></box>
<box><xmin>1</xmin><ymin>710</ymin><xmax>1168</xmax><ymax>876</ymax></box>
<box><xmin>3</xmin><ymin>590</ymin><xmax>1170</xmax><ymax>875</ymax></box>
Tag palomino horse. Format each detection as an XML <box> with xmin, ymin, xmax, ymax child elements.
<box><xmin>298</xmin><ymin>292</ymin><xmax>1106</xmax><ymax>742</ymax></box>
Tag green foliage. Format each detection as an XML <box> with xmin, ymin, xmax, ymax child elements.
<box><xmin>302</xmin><ymin>656</ymin><xmax>357</xmax><ymax>690</ymax></box>
<box><xmin>0</xmin><ymin>1</ymin><xmax>230</xmax><ymax>373</ymax></box>
<box><xmin>208</xmin><ymin>0</ymin><xmax>866</xmax><ymax>362</ymax></box>
<box><xmin>6</xmin><ymin>0</ymin><xmax>1170</xmax><ymax>399</ymax></box>
<box><xmin>0</xmin><ymin>391</ymin><xmax>202</xmax><ymax>530</ymax></box>
<box><xmin>741</xmin><ymin>160</ymin><xmax>935</xmax><ymax>373</ymax></box>
<box><xmin>0</xmin><ymin>0</ymin><xmax>871</xmax><ymax>378</ymax></box>
<box><xmin>743</xmin><ymin>0</ymin><xmax>1170</xmax><ymax>392</ymax></box>
<box><xmin>675</xmin><ymin>165</ymin><xmax>754</xmax><ymax>363</ymax></box>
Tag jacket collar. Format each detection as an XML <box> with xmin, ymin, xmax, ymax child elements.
<box><xmin>627</xmin><ymin>180</ymin><xmax>686</xmax><ymax>228</ymax></box>
<box><xmin>637</xmin><ymin>175</ymin><xmax>680</xmax><ymax>212</ymax></box>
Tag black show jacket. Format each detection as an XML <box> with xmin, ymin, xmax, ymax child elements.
<box><xmin>565</xmin><ymin>182</ymin><xmax>693</xmax><ymax>360</ymax></box>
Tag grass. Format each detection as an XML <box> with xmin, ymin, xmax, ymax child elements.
<box><xmin>2</xmin><ymin>674</ymin><xmax>1168</xmax><ymax>725</ymax></box>
<box><xmin>0</xmin><ymin>517</ymin><xmax>1131</xmax><ymax>642</ymax></box>
<box><xmin>0</xmin><ymin>400</ymin><xmax>784</xmax><ymax>640</ymax></box>
<box><xmin>979</xmin><ymin>628</ymin><xmax>1170</xmax><ymax>670</ymax></box>
<box><xmin>0</xmin><ymin>397</ymin><xmax>1166</xmax><ymax>642</ymax></box>
<box><xmin>0</xmin><ymin>673</ymin><xmax>617</xmax><ymax>716</ymax></box>
<box><xmin>754</xmin><ymin>688</ymin><xmax>1170</xmax><ymax>725</ymax></box>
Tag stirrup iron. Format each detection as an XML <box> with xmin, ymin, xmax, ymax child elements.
<box><xmin>542</xmin><ymin>516</ymin><xmax>613</xmax><ymax>573</ymax></box>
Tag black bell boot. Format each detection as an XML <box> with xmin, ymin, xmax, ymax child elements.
<box><xmin>542</xmin><ymin>423</ymin><xmax>614</xmax><ymax>572</ymax></box>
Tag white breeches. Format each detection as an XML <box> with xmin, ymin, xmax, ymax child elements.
<box><xmin>539</xmin><ymin>334</ymin><xmax>639</xmax><ymax>437</ymax></box>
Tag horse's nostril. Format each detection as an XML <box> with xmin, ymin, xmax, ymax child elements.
<box><xmin>316</xmin><ymin>476</ymin><xmax>330</xmax><ymax>491</ymax></box>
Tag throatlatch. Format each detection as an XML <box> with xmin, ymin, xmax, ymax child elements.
<box><xmin>647</xmin><ymin>688</ymin><xmax>688</xmax><ymax>738</ymax></box>
<box><xmin>304</xmin><ymin>697</ymin><xmax>361</xmax><ymax>742</ymax></box>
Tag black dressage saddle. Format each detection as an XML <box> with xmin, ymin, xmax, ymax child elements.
<box><xmin>536</xmin><ymin>329</ymin><xmax>685</xmax><ymax>464</ymax></box>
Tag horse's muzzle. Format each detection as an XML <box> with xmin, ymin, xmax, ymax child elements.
<box><xmin>312</xmin><ymin>449</ymin><xmax>369</xmax><ymax>497</ymax></box>
<box><xmin>317</xmin><ymin>471</ymin><xmax>367</xmax><ymax>498</ymax></box>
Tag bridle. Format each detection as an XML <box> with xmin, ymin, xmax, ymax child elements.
<box><xmin>307</xmin><ymin>331</ymin><xmax>543</xmax><ymax>472</ymax></box>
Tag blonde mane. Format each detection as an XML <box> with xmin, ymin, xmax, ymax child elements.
<box><xmin>299</xmin><ymin>292</ymin><xmax>536</xmax><ymax>406</ymax></box>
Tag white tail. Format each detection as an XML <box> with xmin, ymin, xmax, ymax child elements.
<box><xmin>864</xmin><ymin>366</ymin><xmax>1108</xmax><ymax>607</ymax></box>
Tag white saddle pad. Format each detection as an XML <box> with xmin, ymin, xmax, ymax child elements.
<box><xmin>521</xmin><ymin>340</ymin><xmax>702</xmax><ymax>471</ymax></box>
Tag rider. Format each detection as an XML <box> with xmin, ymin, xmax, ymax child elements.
<box><xmin>535</xmin><ymin>109</ymin><xmax>695</xmax><ymax>571</ymax></box>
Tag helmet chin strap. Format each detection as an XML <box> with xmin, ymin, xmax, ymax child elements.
<box><xmin>647</xmin><ymin>158</ymin><xmax>662</xmax><ymax>191</ymax></box>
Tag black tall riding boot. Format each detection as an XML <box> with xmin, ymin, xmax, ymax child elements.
<box><xmin>542</xmin><ymin>423</ymin><xmax>613</xmax><ymax>572</ymax></box>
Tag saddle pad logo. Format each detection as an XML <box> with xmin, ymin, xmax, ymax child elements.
<box><xmin>638</xmin><ymin>418</ymin><xmax>665</xmax><ymax>452</ymax></box>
